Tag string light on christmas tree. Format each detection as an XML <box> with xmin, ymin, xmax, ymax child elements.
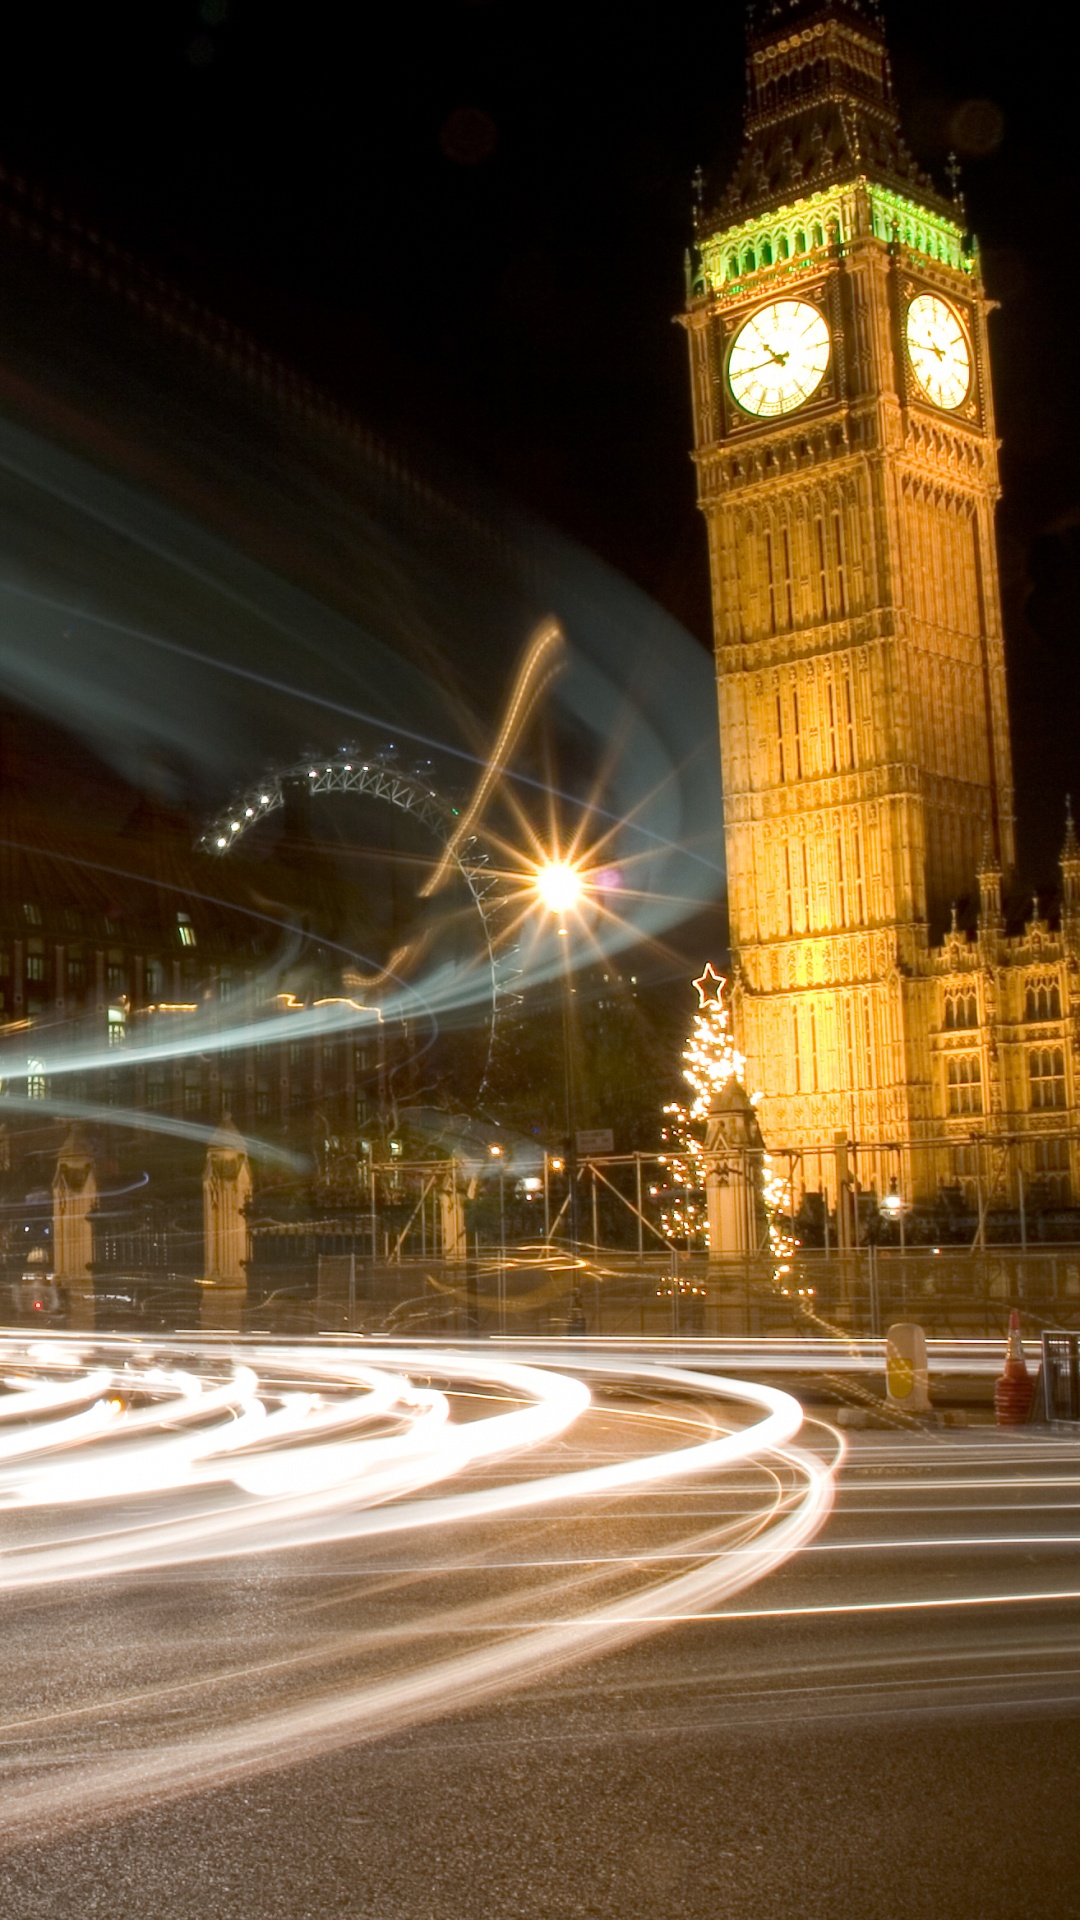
<box><xmin>762</xmin><ymin>1151</ymin><xmax>797</xmax><ymax>1281</ymax></box>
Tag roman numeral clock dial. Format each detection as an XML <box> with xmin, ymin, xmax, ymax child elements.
<box><xmin>905</xmin><ymin>293</ymin><xmax>971</xmax><ymax>410</ymax></box>
<box><xmin>727</xmin><ymin>300</ymin><xmax>831</xmax><ymax>418</ymax></box>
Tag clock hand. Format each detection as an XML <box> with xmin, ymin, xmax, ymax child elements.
<box><xmin>741</xmin><ymin>346</ymin><xmax>790</xmax><ymax>372</ymax></box>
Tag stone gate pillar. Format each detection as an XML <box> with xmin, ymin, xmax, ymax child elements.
<box><xmin>439</xmin><ymin>1162</ymin><xmax>467</xmax><ymax>1262</ymax></box>
<box><xmin>704</xmin><ymin>1076</ymin><xmax>765</xmax><ymax>1257</ymax></box>
<box><xmin>52</xmin><ymin>1127</ymin><xmax>97</xmax><ymax>1330</ymax></box>
<box><xmin>201</xmin><ymin>1114</ymin><xmax>252</xmax><ymax>1329</ymax></box>
<box><xmin>704</xmin><ymin>1076</ymin><xmax>766</xmax><ymax>1333</ymax></box>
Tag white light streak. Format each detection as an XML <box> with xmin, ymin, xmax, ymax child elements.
<box><xmin>0</xmin><ymin>1336</ymin><xmax>833</xmax><ymax>1842</ymax></box>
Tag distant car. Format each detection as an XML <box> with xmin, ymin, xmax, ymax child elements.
<box><xmin>12</xmin><ymin>1273</ymin><xmax>64</xmax><ymax>1324</ymax></box>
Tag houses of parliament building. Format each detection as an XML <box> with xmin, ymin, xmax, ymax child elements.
<box><xmin>683</xmin><ymin>0</ymin><xmax>1078</xmax><ymax>1214</ymax></box>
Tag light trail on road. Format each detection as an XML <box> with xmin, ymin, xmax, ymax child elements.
<box><xmin>0</xmin><ymin>1335</ymin><xmax>836</xmax><ymax>1845</ymax></box>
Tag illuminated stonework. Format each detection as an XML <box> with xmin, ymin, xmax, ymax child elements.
<box><xmin>681</xmin><ymin>0</ymin><xmax>1080</xmax><ymax>1209</ymax></box>
<box><xmin>696</xmin><ymin>182</ymin><xmax>967</xmax><ymax>299</ymax></box>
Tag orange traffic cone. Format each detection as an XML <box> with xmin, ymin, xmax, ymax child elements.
<box><xmin>995</xmin><ymin>1308</ymin><xmax>1034</xmax><ymax>1426</ymax></box>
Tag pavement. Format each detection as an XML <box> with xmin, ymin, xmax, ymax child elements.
<box><xmin>2</xmin><ymin>1365</ymin><xmax>1079</xmax><ymax>1919</ymax></box>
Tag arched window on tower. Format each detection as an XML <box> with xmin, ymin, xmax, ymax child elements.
<box><xmin>794</xmin><ymin>229</ymin><xmax>807</xmax><ymax>255</ymax></box>
<box><xmin>946</xmin><ymin>1054</ymin><xmax>982</xmax><ymax>1115</ymax></box>
<box><xmin>1025</xmin><ymin>983</ymin><xmax>1061</xmax><ymax>1022</ymax></box>
<box><xmin>1029</xmin><ymin>1048</ymin><xmax>1067</xmax><ymax>1110</ymax></box>
<box><xmin>945</xmin><ymin>991</ymin><xmax>978</xmax><ymax>1031</ymax></box>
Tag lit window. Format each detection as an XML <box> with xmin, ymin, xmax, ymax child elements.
<box><xmin>26</xmin><ymin>1058</ymin><xmax>46</xmax><ymax>1100</ymax></box>
<box><xmin>183</xmin><ymin>1073</ymin><xmax>202</xmax><ymax>1113</ymax></box>
<box><xmin>946</xmin><ymin>1054</ymin><xmax>982</xmax><ymax>1115</ymax></box>
<box><xmin>108</xmin><ymin>1008</ymin><xmax>126</xmax><ymax>1049</ymax></box>
<box><xmin>22</xmin><ymin>904</ymin><xmax>42</xmax><ymax>927</ymax></box>
<box><xmin>25</xmin><ymin>955</ymin><xmax>46</xmax><ymax>983</ymax></box>
<box><xmin>1029</xmin><ymin>1048</ymin><xmax>1066</xmax><ymax>1111</ymax></box>
<box><xmin>177</xmin><ymin>914</ymin><xmax>197</xmax><ymax>949</ymax></box>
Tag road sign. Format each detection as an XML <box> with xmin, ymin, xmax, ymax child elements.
<box><xmin>575</xmin><ymin>1129</ymin><xmax>614</xmax><ymax>1156</ymax></box>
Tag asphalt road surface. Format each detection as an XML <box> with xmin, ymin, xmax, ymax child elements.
<box><xmin>1</xmin><ymin>1337</ymin><xmax>1079</xmax><ymax>1920</ymax></box>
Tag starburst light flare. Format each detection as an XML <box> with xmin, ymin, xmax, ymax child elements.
<box><xmin>534</xmin><ymin>860</ymin><xmax>584</xmax><ymax>916</ymax></box>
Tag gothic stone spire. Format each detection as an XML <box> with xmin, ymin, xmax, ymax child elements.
<box><xmin>709</xmin><ymin>0</ymin><xmax>945</xmax><ymax>228</ymax></box>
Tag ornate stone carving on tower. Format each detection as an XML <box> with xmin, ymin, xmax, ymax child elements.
<box><xmin>682</xmin><ymin>0</ymin><xmax>1015</xmax><ymax>1198</ymax></box>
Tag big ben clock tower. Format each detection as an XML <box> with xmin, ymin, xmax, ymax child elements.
<box><xmin>683</xmin><ymin>0</ymin><xmax>1014</xmax><ymax>1189</ymax></box>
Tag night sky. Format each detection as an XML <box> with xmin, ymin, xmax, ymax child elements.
<box><xmin>2</xmin><ymin>0</ymin><xmax>1078</xmax><ymax>896</ymax></box>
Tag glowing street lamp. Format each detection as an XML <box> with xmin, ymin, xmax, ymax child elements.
<box><xmin>534</xmin><ymin>860</ymin><xmax>584</xmax><ymax>918</ymax></box>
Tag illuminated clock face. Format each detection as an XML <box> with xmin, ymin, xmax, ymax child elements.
<box><xmin>727</xmin><ymin>301</ymin><xmax>831</xmax><ymax>417</ymax></box>
<box><xmin>906</xmin><ymin>294</ymin><xmax>971</xmax><ymax>410</ymax></box>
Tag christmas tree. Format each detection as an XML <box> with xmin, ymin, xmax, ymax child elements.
<box><xmin>656</xmin><ymin>964</ymin><xmax>743</xmax><ymax>1247</ymax></box>
<box><xmin>657</xmin><ymin>965</ymin><xmax>795</xmax><ymax>1275</ymax></box>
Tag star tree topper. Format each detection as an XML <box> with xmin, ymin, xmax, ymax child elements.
<box><xmin>692</xmin><ymin>962</ymin><xmax>726</xmax><ymax>1007</ymax></box>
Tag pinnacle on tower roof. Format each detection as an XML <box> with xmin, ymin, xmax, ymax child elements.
<box><xmin>746</xmin><ymin>0</ymin><xmax>884</xmax><ymax>38</ymax></box>
<box><xmin>1061</xmin><ymin>796</ymin><xmax>1080</xmax><ymax>868</ymax></box>
<box><xmin>975</xmin><ymin>825</ymin><xmax>1001</xmax><ymax>876</ymax></box>
<box><xmin>704</xmin><ymin>0</ymin><xmax>948</xmax><ymax>231</ymax></box>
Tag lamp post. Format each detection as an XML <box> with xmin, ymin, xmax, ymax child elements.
<box><xmin>489</xmin><ymin>1143</ymin><xmax>506</xmax><ymax>1333</ymax></box>
<box><xmin>535</xmin><ymin>861</ymin><xmax>584</xmax><ymax>1266</ymax></box>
